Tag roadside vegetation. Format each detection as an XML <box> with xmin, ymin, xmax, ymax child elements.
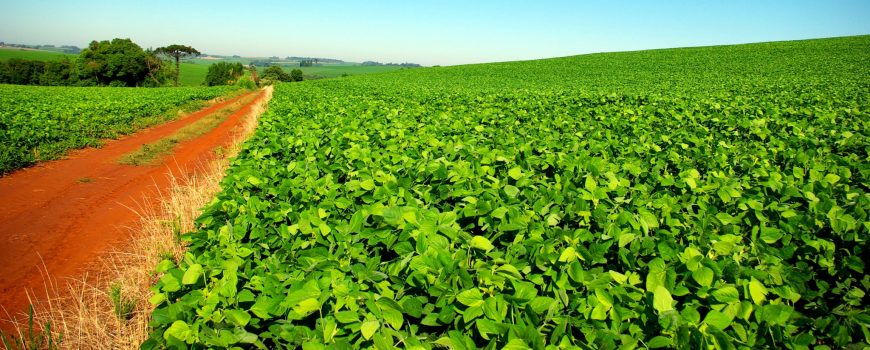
<box><xmin>146</xmin><ymin>36</ymin><xmax>869</xmax><ymax>349</ymax></box>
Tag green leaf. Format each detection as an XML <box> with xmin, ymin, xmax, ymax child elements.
<box><xmin>595</xmin><ymin>288</ymin><xmax>613</xmax><ymax>308</ymax></box>
<box><xmin>503</xmin><ymin>185</ymin><xmax>520</xmax><ymax>198</ymax></box>
<box><xmin>490</xmin><ymin>207</ymin><xmax>508</xmax><ymax>219</ymax></box>
<box><xmin>360</xmin><ymin>320</ymin><xmax>380</xmax><ymax>340</ymax></box>
<box><xmin>322</xmin><ymin>318</ymin><xmax>337</xmax><ymax>343</ymax></box>
<box><xmin>496</xmin><ymin>264</ymin><xmax>523</xmax><ymax>279</ymax></box>
<box><xmin>638</xmin><ymin>209</ymin><xmax>659</xmax><ymax>233</ymax></box>
<box><xmin>360</xmin><ymin>179</ymin><xmax>376</xmax><ymax>190</ymax></box>
<box><xmin>653</xmin><ymin>286</ymin><xmax>674</xmax><ymax>313</ymax></box>
<box><xmin>293</xmin><ymin>298</ymin><xmax>321</xmax><ymax>315</ymax></box>
<box><xmin>748</xmin><ymin>278</ymin><xmax>768</xmax><ymax>305</ymax></box>
<box><xmin>163</xmin><ymin>320</ymin><xmax>192</xmax><ymax>343</ymax></box>
<box><xmin>469</xmin><ymin>235</ymin><xmax>494</xmax><ymax>252</ymax></box>
<box><xmin>716</xmin><ymin>212</ymin><xmax>736</xmax><ymax>225</ymax></box>
<box><xmin>758</xmin><ymin>304</ymin><xmax>793</xmax><ymax>326</ymax></box>
<box><xmin>618</xmin><ymin>233</ymin><xmax>636</xmax><ymax>247</ymax></box>
<box><xmin>692</xmin><ymin>267</ymin><xmax>714</xmax><ymax>287</ymax></box>
<box><xmin>381</xmin><ymin>307</ymin><xmax>404</xmax><ymax>330</ymax></box>
<box><xmin>160</xmin><ymin>273</ymin><xmax>181</xmax><ymax>292</ymax></box>
<box><xmin>546</xmin><ymin>213</ymin><xmax>561</xmax><ymax>226</ymax></box>
<box><xmin>503</xmin><ymin>339</ymin><xmax>532</xmax><ymax>350</ymax></box>
<box><xmin>703</xmin><ymin>309</ymin><xmax>733</xmax><ymax>330</ymax></box>
<box><xmin>246</xmin><ymin>176</ymin><xmax>262</xmax><ymax>187</ymax></box>
<box><xmin>647</xmin><ymin>336</ymin><xmax>672</xmax><ymax>348</ymax></box>
<box><xmin>334</xmin><ymin>311</ymin><xmax>358</xmax><ymax>324</ymax></box>
<box><xmin>401</xmin><ymin>298</ymin><xmax>423</xmax><ymax>318</ymax></box>
<box><xmin>456</xmin><ymin>288</ymin><xmax>484</xmax><ymax>307</ymax></box>
<box><xmin>590</xmin><ymin>304</ymin><xmax>608</xmax><ymax>320</ymax></box>
<box><xmin>250</xmin><ymin>297</ymin><xmax>278</xmax><ymax>318</ymax></box>
<box><xmin>529</xmin><ymin>296</ymin><xmax>555</xmax><ymax>314</ymax></box>
<box><xmin>508</xmin><ymin>167</ymin><xmax>523</xmax><ymax>180</ymax></box>
<box><xmin>224</xmin><ymin>309</ymin><xmax>251</xmax><ymax>327</ymax></box>
<box><xmin>181</xmin><ymin>264</ymin><xmax>203</xmax><ymax>285</ymax></box>
<box><xmin>711</xmin><ymin>286</ymin><xmax>740</xmax><ymax>303</ymax></box>
<box><xmin>585</xmin><ymin>175</ymin><xmax>598</xmax><ymax>191</ymax></box>
<box><xmin>759</xmin><ymin>227</ymin><xmax>782</xmax><ymax>244</ymax></box>
<box><xmin>382</xmin><ymin>207</ymin><xmax>403</xmax><ymax>225</ymax></box>
<box><xmin>558</xmin><ymin>246</ymin><xmax>578</xmax><ymax>262</ymax></box>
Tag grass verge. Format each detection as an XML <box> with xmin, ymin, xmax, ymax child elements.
<box><xmin>1</xmin><ymin>86</ymin><xmax>272</xmax><ymax>349</ymax></box>
<box><xmin>118</xmin><ymin>91</ymin><xmax>259</xmax><ymax>166</ymax></box>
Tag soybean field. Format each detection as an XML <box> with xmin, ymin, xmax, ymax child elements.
<box><xmin>147</xmin><ymin>36</ymin><xmax>869</xmax><ymax>349</ymax></box>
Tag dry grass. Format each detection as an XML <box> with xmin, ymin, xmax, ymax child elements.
<box><xmin>3</xmin><ymin>86</ymin><xmax>272</xmax><ymax>349</ymax></box>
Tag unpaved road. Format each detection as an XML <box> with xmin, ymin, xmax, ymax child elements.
<box><xmin>0</xmin><ymin>89</ymin><xmax>267</xmax><ymax>326</ymax></box>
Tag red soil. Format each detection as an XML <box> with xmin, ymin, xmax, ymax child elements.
<box><xmin>0</xmin><ymin>89</ymin><xmax>266</xmax><ymax>328</ymax></box>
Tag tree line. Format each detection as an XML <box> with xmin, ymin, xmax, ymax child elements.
<box><xmin>361</xmin><ymin>61</ymin><xmax>421</xmax><ymax>67</ymax></box>
<box><xmin>0</xmin><ymin>38</ymin><xmax>201</xmax><ymax>87</ymax></box>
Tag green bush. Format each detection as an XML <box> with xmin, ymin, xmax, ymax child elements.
<box><xmin>205</xmin><ymin>62</ymin><xmax>245</xmax><ymax>86</ymax></box>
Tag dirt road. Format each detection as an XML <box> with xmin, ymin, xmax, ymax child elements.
<box><xmin>0</xmin><ymin>89</ymin><xmax>267</xmax><ymax>326</ymax></box>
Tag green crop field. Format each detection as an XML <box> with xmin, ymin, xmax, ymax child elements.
<box><xmin>280</xmin><ymin>64</ymin><xmax>406</xmax><ymax>79</ymax></box>
<box><xmin>177</xmin><ymin>62</ymin><xmax>210</xmax><ymax>86</ymax></box>
<box><xmin>0</xmin><ymin>47</ymin><xmax>75</xmax><ymax>61</ymax></box>
<box><xmin>146</xmin><ymin>36</ymin><xmax>869</xmax><ymax>349</ymax></box>
<box><xmin>253</xmin><ymin>63</ymin><xmax>407</xmax><ymax>79</ymax></box>
<box><xmin>0</xmin><ymin>85</ymin><xmax>238</xmax><ymax>173</ymax></box>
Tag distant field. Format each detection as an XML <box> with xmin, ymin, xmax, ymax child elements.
<box><xmin>299</xmin><ymin>64</ymin><xmax>406</xmax><ymax>78</ymax></box>
<box><xmin>254</xmin><ymin>63</ymin><xmax>407</xmax><ymax>78</ymax></box>
<box><xmin>178</xmin><ymin>62</ymin><xmax>208</xmax><ymax>86</ymax></box>
<box><xmin>0</xmin><ymin>47</ymin><xmax>75</xmax><ymax>61</ymax></box>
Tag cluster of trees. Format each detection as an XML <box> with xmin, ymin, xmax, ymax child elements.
<box><xmin>205</xmin><ymin>62</ymin><xmax>247</xmax><ymax>86</ymax></box>
<box><xmin>0</xmin><ymin>39</ymin><xmax>194</xmax><ymax>87</ymax></box>
<box><xmin>361</xmin><ymin>61</ymin><xmax>421</xmax><ymax>68</ymax></box>
<box><xmin>260</xmin><ymin>66</ymin><xmax>303</xmax><ymax>85</ymax></box>
<box><xmin>288</xmin><ymin>56</ymin><xmax>343</xmax><ymax>64</ymax></box>
<box><xmin>299</xmin><ymin>59</ymin><xmax>318</xmax><ymax>67</ymax></box>
<box><xmin>0</xmin><ymin>39</ymin><xmax>170</xmax><ymax>87</ymax></box>
<box><xmin>0</xmin><ymin>39</ymin><xmax>202</xmax><ymax>87</ymax></box>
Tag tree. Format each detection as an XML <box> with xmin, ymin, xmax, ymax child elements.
<box><xmin>154</xmin><ymin>44</ymin><xmax>201</xmax><ymax>87</ymax></box>
<box><xmin>77</xmin><ymin>38</ymin><xmax>157</xmax><ymax>86</ymax></box>
<box><xmin>143</xmin><ymin>49</ymin><xmax>171</xmax><ymax>87</ymax></box>
<box><xmin>290</xmin><ymin>69</ymin><xmax>304</xmax><ymax>82</ymax></box>
<box><xmin>261</xmin><ymin>66</ymin><xmax>292</xmax><ymax>84</ymax></box>
<box><xmin>205</xmin><ymin>62</ymin><xmax>245</xmax><ymax>86</ymax></box>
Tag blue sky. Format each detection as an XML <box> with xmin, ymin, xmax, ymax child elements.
<box><xmin>1</xmin><ymin>0</ymin><xmax>868</xmax><ymax>66</ymax></box>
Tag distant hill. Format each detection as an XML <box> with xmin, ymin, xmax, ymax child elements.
<box><xmin>0</xmin><ymin>42</ymin><xmax>81</xmax><ymax>54</ymax></box>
